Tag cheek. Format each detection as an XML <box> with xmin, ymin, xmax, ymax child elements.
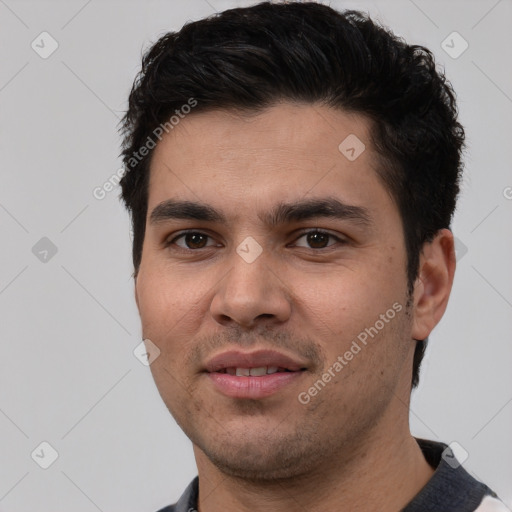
<box><xmin>137</xmin><ymin>260</ymin><xmax>195</xmax><ymax>318</ymax></box>
<box><xmin>294</xmin><ymin>261</ymin><xmax>403</xmax><ymax>332</ymax></box>
<box><xmin>136</xmin><ymin>266</ymin><xmax>186</xmax><ymax>343</ymax></box>
<box><xmin>135</xmin><ymin>265</ymin><xmax>215</xmax><ymax>365</ymax></box>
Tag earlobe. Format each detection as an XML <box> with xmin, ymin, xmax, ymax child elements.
<box><xmin>411</xmin><ymin>229</ymin><xmax>456</xmax><ymax>341</ymax></box>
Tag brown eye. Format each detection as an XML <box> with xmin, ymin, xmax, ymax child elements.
<box><xmin>168</xmin><ymin>231</ymin><xmax>215</xmax><ymax>250</ymax></box>
<box><xmin>294</xmin><ymin>230</ymin><xmax>343</xmax><ymax>249</ymax></box>
<box><xmin>306</xmin><ymin>231</ymin><xmax>330</xmax><ymax>248</ymax></box>
<box><xmin>184</xmin><ymin>233</ymin><xmax>208</xmax><ymax>249</ymax></box>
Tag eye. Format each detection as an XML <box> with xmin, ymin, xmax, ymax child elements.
<box><xmin>167</xmin><ymin>231</ymin><xmax>218</xmax><ymax>250</ymax></box>
<box><xmin>293</xmin><ymin>229</ymin><xmax>345</xmax><ymax>249</ymax></box>
<box><xmin>165</xmin><ymin>229</ymin><xmax>345</xmax><ymax>252</ymax></box>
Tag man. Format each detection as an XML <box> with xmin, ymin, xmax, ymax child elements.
<box><xmin>119</xmin><ymin>2</ymin><xmax>506</xmax><ymax>510</ymax></box>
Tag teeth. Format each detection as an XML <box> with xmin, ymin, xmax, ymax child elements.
<box><xmin>226</xmin><ymin>366</ymin><xmax>284</xmax><ymax>376</ymax></box>
<box><xmin>249</xmin><ymin>366</ymin><xmax>267</xmax><ymax>376</ymax></box>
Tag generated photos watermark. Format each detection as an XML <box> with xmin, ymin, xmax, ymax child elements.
<box><xmin>93</xmin><ymin>97</ymin><xmax>198</xmax><ymax>200</ymax></box>
<box><xmin>298</xmin><ymin>302</ymin><xmax>403</xmax><ymax>404</ymax></box>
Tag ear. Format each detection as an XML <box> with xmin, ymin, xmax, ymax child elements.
<box><xmin>411</xmin><ymin>229</ymin><xmax>456</xmax><ymax>340</ymax></box>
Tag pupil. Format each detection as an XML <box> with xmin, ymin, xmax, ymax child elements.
<box><xmin>186</xmin><ymin>233</ymin><xmax>206</xmax><ymax>249</ymax></box>
<box><xmin>308</xmin><ymin>232</ymin><xmax>328</xmax><ymax>248</ymax></box>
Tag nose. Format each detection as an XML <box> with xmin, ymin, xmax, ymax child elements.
<box><xmin>209</xmin><ymin>247</ymin><xmax>292</xmax><ymax>329</ymax></box>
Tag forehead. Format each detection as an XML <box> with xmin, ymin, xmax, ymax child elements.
<box><xmin>146</xmin><ymin>102</ymin><xmax>391</xmax><ymax>221</ymax></box>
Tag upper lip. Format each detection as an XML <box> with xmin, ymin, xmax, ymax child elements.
<box><xmin>204</xmin><ymin>349</ymin><xmax>308</xmax><ymax>373</ymax></box>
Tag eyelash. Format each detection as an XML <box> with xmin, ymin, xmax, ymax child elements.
<box><xmin>165</xmin><ymin>229</ymin><xmax>346</xmax><ymax>251</ymax></box>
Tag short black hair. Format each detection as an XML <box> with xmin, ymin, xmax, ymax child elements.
<box><xmin>119</xmin><ymin>1</ymin><xmax>465</xmax><ymax>390</ymax></box>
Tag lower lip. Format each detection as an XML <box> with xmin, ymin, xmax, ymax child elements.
<box><xmin>206</xmin><ymin>371</ymin><xmax>304</xmax><ymax>399</ymax></box>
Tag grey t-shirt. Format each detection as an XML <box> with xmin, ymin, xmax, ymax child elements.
<box><xmin>155</xmin><ymin>438</ymin><xmax>505</xmax><ymax>512</ymax></box>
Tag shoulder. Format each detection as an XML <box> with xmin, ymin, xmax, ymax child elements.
<box><xmin>474</xmin><ymin>495</ymin><xmax>511</xmax><ymax>512</ymax></box>
<box><xmin>403</xmin><ymin>438</ymin><xmax>506</xmax><ymax>512</ymax></box>
<box><xmin>154</xmin><ymin>477</ymin><xmax>199</xmax><ymax>512</ymax></box>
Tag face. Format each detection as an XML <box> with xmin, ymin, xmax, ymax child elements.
<box><xmin>135</xmin><ymin>102</ymin><xmax>419</xmax><ymax>480</ymax></box>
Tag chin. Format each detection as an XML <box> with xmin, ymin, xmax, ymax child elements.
<box><xmin>196</xmin><ymin>429</ymin><xmax>324</xmax><ymax>481</ymax></box>
<box><xmin>205</xmin><ymin>450</ymin><xmax>314</xmax><ymax>481</ymax></box>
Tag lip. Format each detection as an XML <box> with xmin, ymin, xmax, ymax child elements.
<box><xmin>204</xmin><ymin>349</ymin><xmax>307</xmax><ymax>373</ymax></box>
<box><xmin>204</xmin><ymin>349</ymin><xmax>308</xmax><ymax>399</ymax></box>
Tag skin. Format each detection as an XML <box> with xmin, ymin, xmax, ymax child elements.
<box><xmin>134</xmin><ymin>102</ymin><xmax>456</xmax><ymax>511</ymax></box>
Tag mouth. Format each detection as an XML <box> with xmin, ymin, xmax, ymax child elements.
<box><xmin>204</xmin><ymin>350</ymin><xmax>308</xmax><ymax>399</ymax></box>
<box><xmin>215</xmin><ymin>366</ymin><xmax>302</xmax><ymax>376</ymax></box>
<box><xmin>204</xmin><ymin>349</ymin><xmax>307</xmax><ymax>373</ymax></box>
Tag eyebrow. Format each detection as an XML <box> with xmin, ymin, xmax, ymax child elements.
<box><xmin>149</xmin><ymin>197</ymin><xmax>373</xmax><ymax>228</ymax></box>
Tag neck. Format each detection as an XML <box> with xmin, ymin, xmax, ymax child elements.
<box><xmin>193</xmin><ymin>424</ymin><xmax>434</xmax><ymax>512</ymax></box>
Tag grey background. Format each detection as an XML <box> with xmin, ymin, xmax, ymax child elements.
<box><xmin>0</xmin><ymin>0</ymin><xmax>511</xmax><ymax>510</ymax></box>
